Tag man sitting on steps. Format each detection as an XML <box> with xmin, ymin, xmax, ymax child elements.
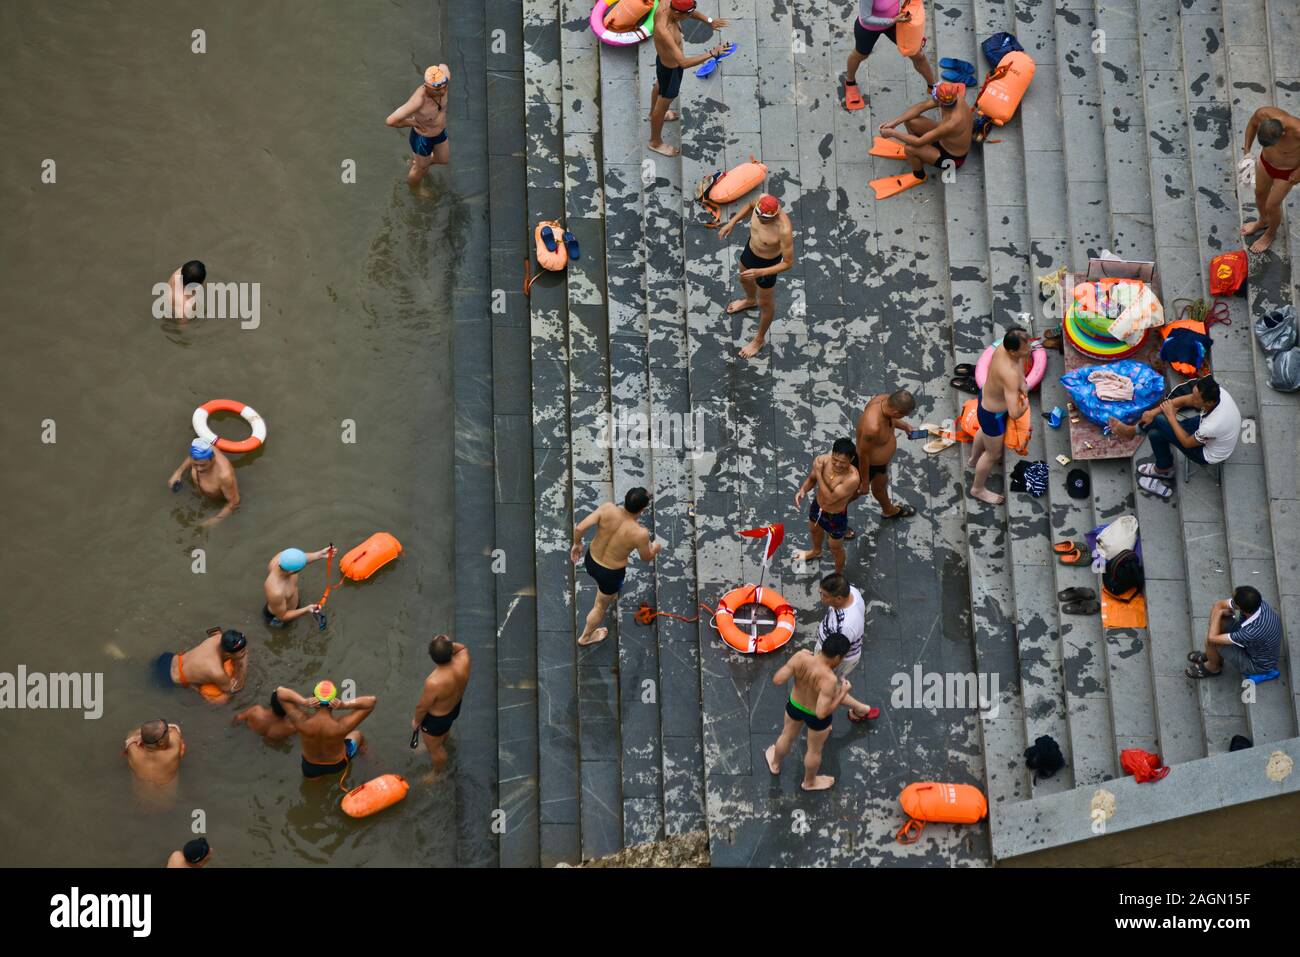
<box><xmin>1186</xmin><ymin>586</ymin><xmax>1282</xmax><ymax>681</ymax></box>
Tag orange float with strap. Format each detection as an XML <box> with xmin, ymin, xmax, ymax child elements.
<box><xmin>198</xmin><ymin>659</ymin><xmax>235</xmax><ymax>701</ymax></box>
<box><xmin>959</xmin><ymin>397</ymin><xmax>1031</xmax><ymax>456</ymax></box>
<box><xmin>973</xmin><ymin>51</ymin><xmax>1035</xmax><ymax>140</ymax></box>
<box><xmin>895</xmin><ymin>781</ymin><xmax>988</xmax><ymax>844</ymax></box>
<box><xmin>895</xmin><ymin>0</ymin><xmax>926</xmax><ymax>57</ymax></box>
<box><xmin>534</xmin><ymin>221</ymin><xmax>568</xmax><ymax>272</ymax></box>
<box><xmin>192</xmin><ymin>399</ymin><xmax>267</xmax><ymax>453</ymax></box>
<box><xmin>603</xmin><ymin>0</ymin><xmax>653</xmax><ymax>31</ymax></box>
<box><xmin>341</xmin><ymin>773</ymin><xmax>410</xmax><ymax>819</ymax></box>
<box><xmin>698</xmin><ymin>156</ymin><xmax>769</xmax><ymax>225</ymax></box>
<box><xmin>339</xmin><ymin>532</ymin><xmax>402</xmax><ymax>581</ymax></box>
<box><xmin>715</xmin><ymin>585</ymin><xmax>796</xmax><ymax>654</ymax></box>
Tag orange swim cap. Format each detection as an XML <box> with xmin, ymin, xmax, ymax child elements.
<box><xmin>934</xmin><ymin>82</ymin><xmax>966</xmax><ymax>106</ymax></box>
<box><xmin>424</xmin><ymin>65</ymin><xmax>447</xmax><ymax>89</ymax></box>
<box><xmin>756</xmin><ymin>194</ymin><xmax>781</xmax><ymax>217</ymax></box>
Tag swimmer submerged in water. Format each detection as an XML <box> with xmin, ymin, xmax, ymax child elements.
<box><xmin>233</xmin><ymin>690</ymin><xmax>297</xmax><ymax>742</ymax></box>
<box><xmin>386</xmin><ymin>64</ymin><xmax>452</xmax><ymax>188</ymax></box>
<box><xmin>167</xmin><ymin>438</ymin><xmax>240</xmax><ymax>529</ymax></box>
<box><xmin>154</xmin><ymin>627</ymin><xmax>247</xmax><ymax>704</ymax></box>
<box><xmin>166</xmin><ymin>260</ymin><xmax>205</xmax><ymax>321</ymax></box>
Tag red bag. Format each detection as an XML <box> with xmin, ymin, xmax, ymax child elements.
<box><xmin>1120</xmin><ymin>748</ymin><xmax>1170</xmax><ymax>783</ymax></box>
<box><xmin>1208</xmin><ymin>250</ymin><xmax>1247</xmax><ymax>296</ymax></box>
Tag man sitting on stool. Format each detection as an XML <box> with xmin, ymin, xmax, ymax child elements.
<box><xmin>1186</xmin><ymin>586</ymin><xmax>1282</xmax><ymax>681</ymax></box>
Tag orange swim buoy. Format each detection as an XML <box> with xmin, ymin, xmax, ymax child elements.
<box><xmin>192</xmin><ymin>399</ymin><xmax>267</xmax><ymax>454</ymax></box>
<box><xmin>895</xmin><ymin>0</ymin><xmax>926</xmax><ymax>57</ymax></box>
<box><xmin>341</xmin><ymin>773</ymin><xmax>410</xmax><ymax>818</ymax></box>
<box><xmin>698</xmin><ymin>156</ymin><xmax>769</xmax><ymax>224</ymax></box>
<box><xmin>534</xmin><ymin>221</ymin><xmax>569</xmax><ymax>272</ymax></box>
<box><xmin>975</xmin><ymin>51</ymin><xmax>1035</xmax><ymax>128</ymax></box>
<box><xmin>715</xmin><ymin>585</ymin><xmax>796</xmax><ymax>654</ymax></box>
<box><xmin>198</xmin><ymin>659</ymin><xmax>235</xmax><ymax>701</ymax></box>
<box><xmin>603</xmin><ymin>0</ymin><xmax>653</xmax><ymax>31</ymax></box>
<box><xmin>895</xmin><ymin>781</ymin><xmax>987</xmax><ymax>843</ymax></box>
<box><xmin>959</xmin><ymin>398</ymin><xmax>1031</xmax><ymax>456</ymax></box>
<box><xmin>339</xmin><ymin>532</ymin><xmax>402</xmax><ymax>581</ymax></box>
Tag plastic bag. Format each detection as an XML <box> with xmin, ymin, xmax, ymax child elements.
<box><xmin>1059</xmin><ymin>360</ymin><xmax>1167</xmax><ymax>426</ymax></box>
<box><xmin>1255</xmin><ymin>304</ymin><xmax>1296</xmax><ymax>355</ymax></box>
<box><xmin>1268</xmin><ymin>348</ymin><xmax>1300</xmax><ymax>392</ymax></box>
<box><xmin>1096</xmin><ymin>515</ymin><xmax>1138</xmax><ymax>559</ymax></box>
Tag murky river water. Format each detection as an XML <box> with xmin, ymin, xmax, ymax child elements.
<box><xmin>0</xmin><ymin>0</ymin><xmax>463</xmax><ymax>865</ymax></box>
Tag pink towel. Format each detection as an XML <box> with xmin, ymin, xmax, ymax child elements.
<box><xmin>1088</xmin><ymin>369</ymin><xmax>1135</xmax><ymax>402</ymax></box>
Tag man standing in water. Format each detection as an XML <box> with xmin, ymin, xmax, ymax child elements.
<box><xmin>853</xmin><ymin>389</ymin><xmax>919</xmax><ymax>520</ymax></box>
<box><xmin>276</xmin><ymin>681</ymin><xmax>376</xmax><ymax>780</ymax></box>
<box><xmin>969</xmin><ymin>328</ymin><xmax>1031</xmax><ymax>505</ymax></box>
<box><xmin>1241</xmin><ymin>106</ymin><xmax>1300</xmax><ymax>254</ymax></box>
<box><xmin>166</xmin><ymin>260</ymin><xmax>205</xmax><ymax>320</ymax></box>
<box><xmin>647</xmin><ymin>0</ymin><xmax>729</xmax><ymax>157</ymax></box>
<box><xmin>570</xmin><ymin>487</ymin><xmax>662</xmax><ymax>646</ymax></box>
<box><xmin>879</xmin><ymin>82</ymin><xmax>974</xmax><ymax>184</ymax></box>
<box><xmin>262</xmin><ymin>545</ymin><xmax>334</xmax><ymax>627</ymax></box>
<box><xmin>386</xmin><ymin>64</ymin><xmax>452</xmax><ymax>187</ymax></box>
<box><xmin>793</xmin><ymin>438</ymin><xmax>861</xmax><ymax>574</ymax></box>
<box><xmin>166</xmin><ymin>838</ymin><xmax>211</xmax><ymax>868</ymax></box>
<box><xmin>719</xmin><ymin>193</ymin><xmax>796</xmax><ymax>359</ymax></box>
<box><xmin>123</xmin><ymin>719</ymin><xmax>185</xmax><ymax>794</ymax></box>
<box><xmin>411</xmin><ymin>634</ymin><xmax>471</xmax><ymax>775</ymax></box>
<box><xmin>167</xmin><ymin>438</ymin><xmax>240</xmax><ymax>529</ymax></box>
<box><xmin>155</xmin><ymin>627</ymin><xmax>247</xmax><ymax>703</ymax></box>
<box><xmin>765</xmin><ymin>634</ymin><xmax>852</xmax><ymax>791</ymax></box>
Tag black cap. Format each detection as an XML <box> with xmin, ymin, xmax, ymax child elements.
<box><xmin>1066</xmin><ymin>468</ymin><xmax>1090</xmax><ymax>500</ymax></box>
<box><xmin>183</xmin><ymin>838</ymin><xmax>210</xmax><ymax>864</ymax></box>
<box><xmin>220</xmin><ymin>630</ymin><xmax>247</xmax><ymax>654</ymax></box>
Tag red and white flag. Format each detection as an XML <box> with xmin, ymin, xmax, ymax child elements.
<box><xmin>738</xmin><ymin>524</ymin><xmax>784</xmax><ymax>568</ymax></box>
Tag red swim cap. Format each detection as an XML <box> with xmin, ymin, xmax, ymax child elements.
<box><xmin>934</xmin><ymin>82</ymin><xmax>966</xmax><ymax>105</ymax></box>
<box><xmin>670</xmin><ymin>0</ymin><xmax>698</xmax><ymax>11</ymax></box>
<box><xmin>756</xmin><ymin>194</ymin><xmax>780</xmax><ymax>217</ymax></box>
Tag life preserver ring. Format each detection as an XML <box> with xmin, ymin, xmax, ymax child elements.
<box><xmin>716</xmin><ymin>585</ymin><xmax>796</xmax><ymax>654</ymax></box>
<box><xmin>192</xmin><ymin>399</ymin><xmax>267</xmax><ymax>453</ymax></box>
<box><xmin>974</xmin><ymin>343</ymin><xmax>1047</xmax><ymax>392</ymax></box>
<box><xmin>590</xmin><ymin>0</ymin><xmax>657</xmax><ymax>46</ymax></box>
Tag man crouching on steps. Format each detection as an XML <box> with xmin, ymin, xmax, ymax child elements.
<box><xmin>571</xmin><ymin>488</ymin><xmax>662</xmax><ymax>646</ymax></box>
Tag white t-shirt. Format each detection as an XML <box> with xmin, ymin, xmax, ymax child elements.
<box><xmin>816</xmin><ymin>586</ymin><xmax>866</xmax><ymax>660</ymax></box>
<box><xmin>1193</xmin><ymin>388</ymin><xmax>1240</xmax><ymax>465</ymax></box>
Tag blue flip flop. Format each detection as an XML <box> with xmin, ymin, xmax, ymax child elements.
<box><xmin>563</xmin><ymin>230</ymin><xmax>581</xmax><ymax>260</ymax></box>
<box><xmin>540</xmin><ymin>224</ymin><xmax>558</xmax><ymax>253</ymax></box>
<box><xmin>940</xmin><ymin>57</ymin><xmax>975</xmax><ymax>73</ymax></box>
<box><xmin>941</xmin><ymin>68</ymin><xmax>977</xmax><ymax>84</ymax></box>
<box><xmin>695</xmin><ymin>43</ymin><xmax>736</xmax><ymax>78</ymax></box>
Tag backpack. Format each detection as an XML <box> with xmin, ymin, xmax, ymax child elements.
<box><xmin>895</xmin><ymin>782</ymin><xmax>988</xmax><ymax>844</ymax></box>
<box><xmin>981</xmin><ymin>31</ymin><xmax>1024</xmax><ymax>69</ymax></box>
<box><xmin>1103</xmin><ymin>548</ymin><xmax>1144</xmax><ymax>598</ymax></box>
<box><xmin>1208</xmin><ymin>250</ymin><xmax>1247</xmax><ymax>296</ymax></box>
<box><xmin>1024</xmin><ymin>735</ymin><xmax>1065</xmax><ymax>780</ymax></box>
<box><xmin>1120</xmin><ymin>748</ymin><xmax>1170</xmax><ymax>783</ymax></box>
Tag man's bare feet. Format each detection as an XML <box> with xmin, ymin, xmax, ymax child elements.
<box><xmin>801</xmin><ymin>775</ymin><xmax>835</xmax><ymax>791</ymax></box>
<box><xmin>739</xmin><ymin>336</ymin><xmax>766</xmax><ymax>359</ymax></box>
<box><xmin>765</xmin><ymin>745</ymin><xmax>781</xmax><ymax>775</ymax></box>
<box><xmin>1106</xmin><ymin>416</ymin><xmax>1136</xmax><ymax>439</ymax></box>
<box><xmin>1242</xmin><ymin>219</ymin><xmax>1268</xmax><ymax>236</ymax></box>
<box><xmin>648</xmin><ymin>141</ymin><xmax>680</xmax><ymax>157</ymax></box>
<box><xmin>577</xmin><ymin>627</ymin><xmax>608</xmax><ymax>646</ymax></box>
<box><xmin>793</xmin><ymin>548</ymin><xmax>821</xmax><ymax>564</ymax></box>
<box><xmin>1250</xmin><ymin>227</ymin><xmax>1278</xmax><ymax>254</ymax></box>
<box><xmin>970</xmin><ymin>486</ymin><xmax>1005</xmax><ymax>505</ymax></box>
<box><xmin>726</xmin><ymin>298</ymin><xmax>758</xmax><ymax>315</ymax></box>
<box><xmin>664</xmin><ymin>110</ymin><xmax>679</xmax><ymax>121</ymax></box>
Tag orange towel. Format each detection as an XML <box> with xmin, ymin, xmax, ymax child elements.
<box><xmin>1101</xmin><ymin>588</ymin><xmax>1147</xmax><ymax>629</ymax></box>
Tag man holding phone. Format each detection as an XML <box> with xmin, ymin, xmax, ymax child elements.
<box><xmin>853</xmin><ymin>389</ymin><xmax>920</xmax><ymax>520</ymax></box>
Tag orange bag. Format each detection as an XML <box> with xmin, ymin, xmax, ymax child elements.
<box><xmin>896</xmin><ymin>782</ymin><xmax>988</xmax><ymax>844</ymax></box>
<box><xmin>959</xmin><ymin>398</ymin><xmax>1031</xmax><ymax>455</ymax></box>
<box><xmin>1208</xmin><ymin>250</ymin><xmax>1247</xmax><ymax>296</ymax></box>
<box><xmin>340</xmin><ymin>532</ymin><xmax>402</xmax><ymax>581</ymax></box>
<box><xmin>1120</xmin><ymin>749</ymin><xmax>1170</xmax><ymax>783</ymax></box>
<box><xmin>341</xmin><ymin>773</ymin><xmax>410</xmax><ymax>818</ymax></box>
<box><xmin>895</xmin><ymin>0</ymin><xmax>926</xmax><ymax>57</ymax></box>
<box><xmin>975</xmin><ymin>51</ymin><xmax>1035</xmax><ymax>127</ymax></box>
<box><xmin>603</xmin><ymin>0</ymin><xmax>653</xmax><ymax>32</ymax></box>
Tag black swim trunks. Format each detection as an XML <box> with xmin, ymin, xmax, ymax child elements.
<box><xmin>740</xmin><ymin>242</ymin><xmax>782</xmax><ymax>289</ymax></box>
<box><xmin>808</xmin><ymin>495</ymin><xmax>850</xmax><ymax>540</ymax></box>
<box><xmin>419</xmin><ymin>699</ymin><xmax>463</xmax><ymax>737</ymax></box>
<box><xmin>868</xmin><ymin>463</ymin><xmax>889</xmax><ymax>481</ymax></box>
<box><xmin>786</xmin><ymin>696</ymin><xmax>832</xmax><ymax>732</ymax></box>
<box><xmin>852</xmin><ymin>18</ymin><xmax>898</xmax><ymax>57</ymax></box>
<box><xmin>655</xmin><ymin>56</ymin><xmax>684</xmax><ymax>101</ymax></box>
<box><xmin>930</xmin><ymin>142</ymin><xmax>968</xmax><ymax>172</ymax></box>
<box><xmin>584</xmin><ymin>549</ymin><xmax>627</xmax><ymax>595</ymax></box>
<box><xmin>262</xmin><ymin>601</ymin><xmax>300</xmax><ymax>629</ymax></box>
<box><xmin>301</xmin><ymin>738</ymin><xmax>358</xmax><ymax>779</ymax></box>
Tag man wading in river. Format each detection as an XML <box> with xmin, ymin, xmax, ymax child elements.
<box><xmin>262</xmin><ymin>545</ymin><xmax>334</xmax><ymax>628</ymax></box>
<box><xmin>386</xmin><ymin>64</ymin><xmax>452</xmax><ymax>190</ymax></box>
<box><xmin>412</xmin><ymin>634</ymin><xmax>471</xmax><ymax>777</ymax></box>
<box><xmin>570</xmin><ymin>488</ymin><xmax>662</xmax><ymax>646</ymax></box>
<box><xmin>166</xmin><ymin>438</ymin><xmax>240</xmax><ymax>529</ymax></box>
<box><xmin>276</xmin><ymin>681</ymin><xmax>376</xmax><ymax>780</ymax></box>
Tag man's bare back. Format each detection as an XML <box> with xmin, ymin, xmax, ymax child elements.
<box><xmin>788</xmin><ymin>649</ymin><xmax>840</xmax><ymax>714</ymax></box>
<box><xmin>587</xmin><ymin>502</ymin><xmax>652</xmax><ymax>569</ymax></box>
<box><xmin>421</xmin><ymin>648</ymin><xmax>470</xmax><ymax>718</ymax></box>
<box><xmin>124</xmin><ymin>724</ymin><xmax>184</xmax><ymax>786</ymax></box>
<box><xmin>856</xmin><ymin>395</ymin><xmax>897</xmax><ymax>468</ymax></box>
<box><xmin>983</xmin><ymin>348</ymin><xmax>1027</xmax><ymax>414</ymax></box>
<box><xmin>934</xmin><ymin>100</ymin><xmax>974</xmax><ymax>156</ymax></box>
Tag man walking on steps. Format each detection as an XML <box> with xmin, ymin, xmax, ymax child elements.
<box><xmin>571</xmin><ymin>488</ymin><xmax>662</xmax><ymax>646</ymax></box>
<box><xmin>1241</xmin><ymin>106</ymin><xmax>1300</xmax><ymax>254</ymax></box>
<box><xmin>719</xmin><ymin>193</ymin><xmax>796</xmax><ymax>359</ymax></box>
<box><xmin>648</xmin><ymin>0</ymin><xmax>729</xmax><ymax>157</ymax></box>
<box><xmin>853</xmin><ymin>389</ymin><xmax>919</xmax><ymax>520</ymax></box>
<box><xmin>969</xmin><ymin>328</ymin><xmax>1031</xmax><ymax>506</ymax></box>
<box><xmin>765</xmin><ymin>634</ymin><xmax>853</xmax><ymax>791</ymax></box>
<box><xmin>843</xmin><ymin>0</ymin><xmax>935</xmax><ymax>111</ymax></box>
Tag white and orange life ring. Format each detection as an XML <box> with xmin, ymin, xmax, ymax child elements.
<box><xmin>974</xmin><ymin>343</ymin><xmax>1048</xmax><ymax>392</ymax></box>
<box><xmin>192</xmin><ymin>399</ymin><xmax>267</xmax><ymax>454</ymax></box>
<box><xmin>716</xmin><ymin>585</ymin><xmax>796</xmax><ymax>654</ymax></box>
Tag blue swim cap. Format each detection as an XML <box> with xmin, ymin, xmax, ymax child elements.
<box><xmin>278</xmin><ymin>548</ymin><xmax>308</xmax><ymax>572</ymax></box>
<box><xmin>190</xmin><ymin>438</ymin><xmax>215</xmax><ymax>461</ymax></box>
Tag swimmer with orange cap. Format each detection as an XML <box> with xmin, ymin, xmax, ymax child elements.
<box><xmin>648</xmin><ymin>0</ymin><xmax>730</xmax><ymax>157</ymax></box>
<box><xmin>275</xmin><ymin>681</ymin><xmax>376</xmax><ymax>779</ymax></box>
<box><xmin>718</xmin><ymin>193</ymin><xmax>796</xmax><ymax>359</ymax></box>
<box><xmin>386</xmin><ymin>63</ymin><xmax>452</xmax><ymax>187</ymax></box>
<box><xmin>878</xmin><ymin>82</ymin><xmax>973</xmax><ymax>184</ymax></box>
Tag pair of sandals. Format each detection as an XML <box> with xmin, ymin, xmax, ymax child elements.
<box><xmin>1053</xmin><ymin>539</ymin><xmax>1089</xmax><ymax>567</ymax></box>
<box><xmin>1185</xmin><ymin>651</ymin><xmax>1222</xmax><ymax>679</ymax></box>
<box><xmin>950</xmin><ymin>362</ymin><xmax>978</xmax><ymax>395</ymax></box>
<box><xmin>1058</xmin><ymin>585</ymin><xmax>1099</xmax><ymax>615</ymax></box>
<box><xmin>939</xmin><ymin>57</ymin><xmax>977</xmax><ymax>86</ymax></box>
<box><xmin>1136</xmin><ymin>462</ymin><xmax>1175</xmax><ymax>500</ymax></box>
<box><xmin>539</xmin><ymin>224</ymin><xmax>580</xmax><ymax>260</ymax></box>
